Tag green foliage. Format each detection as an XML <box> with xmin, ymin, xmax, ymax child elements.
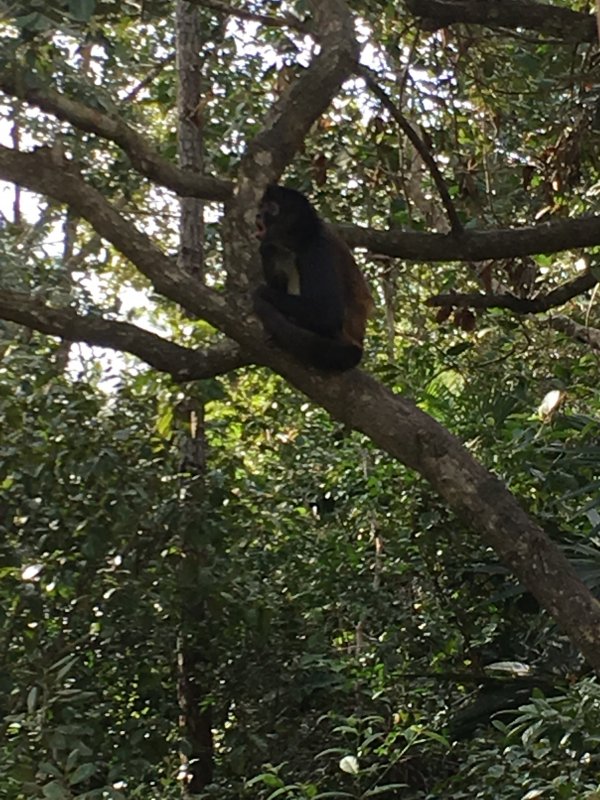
<box><xmin>448</xmin><ymin>680</ymin><xmax>600</xmax><ymax>799</ymax></box>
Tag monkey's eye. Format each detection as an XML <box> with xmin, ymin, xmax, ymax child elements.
<box><xmin>263</xmin><ymin>201</ymin><xmax>279</xmax><ymax>216</ymax></box>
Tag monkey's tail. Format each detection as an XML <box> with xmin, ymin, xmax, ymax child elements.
<box><xmin>254</xmin><ymin>294</ymin><xmax>363</xmax><ymax>371</ymax></box>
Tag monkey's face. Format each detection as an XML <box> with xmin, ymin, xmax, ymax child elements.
<box><xmin>255</xmin><ymin>199</ymin><xmax>280</xmax><ymax>241</ymax></box>
<box><xmin>256</xmin><ymin>185</ymin><xmax>318</xmax><ymax>250</ymax></box>
<box><xmin>255</xmin><ymin>199</ymin><xmax>298</xmax><ymax>249</ymax></box>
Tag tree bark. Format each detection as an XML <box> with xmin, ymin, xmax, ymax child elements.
<box><xmin>407</xmin><ymin>0</ymin><xmax>597</xmax><ymax>43</ymax></box>
<box><xmin>175</xmin><ymin>2</ymin><xmax>214</xmax><ymax>793</ymax></box>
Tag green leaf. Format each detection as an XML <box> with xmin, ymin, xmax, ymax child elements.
<box><xmin>54</xmin><ymin>655</ymin><xmax>78</xmax><ymax>683</ymax></box>
<box><xmin>38</xmin><ymin>763</ymin><xmax>61</xmax><ymax>778</ymax></box>
<box><xmin>42</xmin><ymin>782</ymin><xmax>69</xmax><ymax>800</ymax></box>
<box><xmin>68</xmin><ymin>762</ymin><xmax>96</xmax><ymax>785</ymax></box>
<box><xmin>14</xmin><ymin>12</ymin><xmax>50</xmax><ymax>31</ymax></box>
<box><xmin>27</xmin><ymin>686</ymin><xmax>38</xmax><ymax>714</ymax></box>
<box><xmin>68</xmin><ymin>0</ymin><xmax>96</xmax><ymax>21</ymax></box>
<box><xmin>246</xmin><ymin>773</ymin><xmax>284</xmax><ymax>789</ymax></box>
<box><xmin>267</xmin><ymin>787</ymin><xmax>301</xmax><ymax>800</ymax></box>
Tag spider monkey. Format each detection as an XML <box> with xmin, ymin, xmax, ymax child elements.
<box><xmin>253</xmin><ymin>185</ymin><xmax>373</xmax><ymax>371</ymax></box>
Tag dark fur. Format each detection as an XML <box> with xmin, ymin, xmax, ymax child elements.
<box><xmin>253</xmin><ymin>185</ymin><xmax>372</xmax><ymax>371</ymax></box>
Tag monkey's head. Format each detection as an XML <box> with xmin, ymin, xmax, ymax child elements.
<box><xmin>255</xmin><ymin>185</ymin><xmax>321</xmax><ymax>249</ymax></box>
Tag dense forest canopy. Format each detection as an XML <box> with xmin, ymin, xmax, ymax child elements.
<box><xmin>2</xmin><ymin>1</ymin><xmax>600</xmax><ymax>797</ymax></box>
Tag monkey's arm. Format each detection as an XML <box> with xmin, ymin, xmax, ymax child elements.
<box><xmin>264</xmin><ymin>239</ymin><xmax>344</xmax><ymax>336</ymax></box>
<box><xmin>260</xmin><ymin>242</ymin><xmax>293</xmax><ymax>293</ymax></box>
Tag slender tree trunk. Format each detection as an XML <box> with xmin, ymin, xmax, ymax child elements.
<box><xmin>175</xmin><ymin>1</ymin><xmax>214</xmax><ymax>793</ymax></box>
<box><xmin>54</xmin><ymin>211</ymin><xmax>77</xmax><ymax>373</ymax></box>
<box><xmin>10</xmin><ymin>102</ymin><xmax>21</xmax><ymax>225</ymax></box>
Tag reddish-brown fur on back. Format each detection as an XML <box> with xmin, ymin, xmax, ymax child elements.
<box><xmin>326</xmin><ymin>227</ymin><xmax>374</xmax><ymax>349</ymax></box>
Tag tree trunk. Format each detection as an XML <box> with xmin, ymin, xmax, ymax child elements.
<box><xmin>175</xmin><ymin>1</ymin><xmax>214</xmax><ymax>793</ymax></box>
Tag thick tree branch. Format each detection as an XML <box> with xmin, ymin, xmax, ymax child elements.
<box><xmin>426</xmin><ymin>272</ymin><xmax>598</xmax><ymax>314</ymax></box>
<box><xmin>9</xmin><ymin>285</ymin><xmax>600</xmax><ymax>669</ymax></box>
<box><xmin>0</xmin><ymin>70</ymin><xmax>231</xmax><ymax>201</ymax></box>
<box><xmin>549</xmin><ymin>315</ymin><xmax>600</xmax><ymax>351</ymax></box>
<box><xmin>407</xmin><ymin>0</ymin><xmax>597</xmax><ymax>43</ymax></box>
<box><xmin>239</xmin><ymin>0</ymin><xmax>359</xmax><ymax>185</ymax></box>
<box><xmin>6</xmin><ymin>72</ymin><xmax>600</xmax><ymax>265</ymax></box>
<box><xmin>5</xmin><ymin>138</ymin><xmax>600</xmax><ymax>276</ymax></box>
<box><xmin>0</xmin><ymin>290</ymin><xmax>250</xmax><ymax>379</ymax></box>
<box><xmin>0</xmin><ymin>145</ymin><xmax>233</xmax><ymax>324</ymax></box>
<box><xmin>360</xmin><ymin>66</ymin><xmax>463</xmax><ymax>235</ymax></box>
<box><xmin>339</xmin><ymin>216</ymin><xmax>600</xmax><ymax>262</ymax></box>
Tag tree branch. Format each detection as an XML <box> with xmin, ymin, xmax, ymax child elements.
<box><xmin>426</xmin><ymin>272</ymin><xmax>598</xmax><ymax>314</ymax></box>
<box><xmin>5</xmin><ymin>136</ymin><xmax>600</xmax><ymax>275</ymax></box>
<box><xmin>226</xmin><ymin>0</ymin><xmax>360</xmax><ymax>288</ymax></box>
<box><xmin>123</xmin><ymin>53</ymin><xmax>176</xmax><ymax>104</ymax></box>
<box><xmin>0</xmin><ymin>290</ymin><xmax>250</xmax><ymax>379</ymax></box>
<box><xmin>7</xmin><ymin>72</ymin><xmax>600</xmax><ymax>265</ymax></box>
<box><xmin>406</xmin><ymin>0</ymin><xmax>597</xmax><ymax>43</ymax></box>
<box><xmin>0</xmin><ymin>69</ymin><xmax>231</xmax><ymax>201</ymax></box>
<box><xmin>0</xmin><ymin>145</ymin><xmax>233</xmax><ymax>320</ymax></box>
<box><xmin>0</xmin><ymin>145</ymin><xmax>289</xmax><ymax>367</ymax></box>
<box><xmin>360</xmin><ymin>66</ymin><xmax>463</xmax><ymax>235</ymax></box>
<box><xmin>549</xmin><ymin>315</ymin><xmax>600</xmax><ymax>351</ymax></box>
<box><xmin>192</xmin><ymin>0</ymin><xmax>310</xmax><ymax>33</ymax></box>
<box><xmin>239</xmin><ymin>0</ymin><xmax>359</xmax><ymax>185</ymax></box>
<box><xmin>339</xmin><ymin>216</ymin><xmax>600</xmax><ymax>262</ymax></box>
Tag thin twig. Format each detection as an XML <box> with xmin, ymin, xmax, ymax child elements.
<box><xmin>123</xmin><ymin>53</ymin><xmax>176</xmax><ymax>104</ymax></box>
<box><xmin>194</xmin><ymin>0</ymin><xmax>309</xmax><ymax>33</ymax></box>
